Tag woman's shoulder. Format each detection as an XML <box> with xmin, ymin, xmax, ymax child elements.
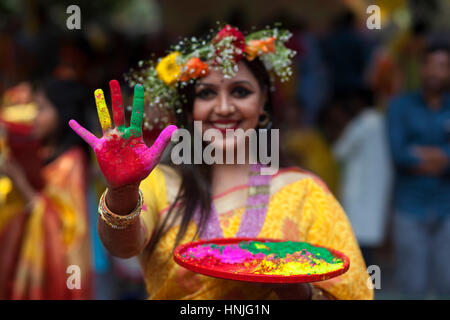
<box><xmin>143</xmin><ymin>164</ymin><xmax>180</xmax><ymax>183</ymax></box>
<box><xmin>144</xmin><ymin>164</ymin><xmax>331</xmax><ymax>195</ymax></box>
<box><xmin>140</xmin><ymin>164</ymin><xmax>332</xmax><ymax>206</ymax></box>
<box><xmin>141</xmin><ymin>163</ymin><xmax>181</xmax><ymax>205</ymax></box>
<box><xmin>270</xmin><ymin>166</ymin><xmax>331</xmax><ymax>196</ymax></box>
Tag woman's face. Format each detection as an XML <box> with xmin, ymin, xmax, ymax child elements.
<box><xmin>33</xmin><ymin>90</ymin><xmax>59</xmax><ymax>140</ymax></box>
<box><xmin>192</xmin><ymin>61</ymin><xmax>267</xmax><ymax>151</ymax></box>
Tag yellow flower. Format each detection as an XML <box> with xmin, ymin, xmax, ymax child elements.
<box><xmin>156</xmin><ymin>52</ymin><xmax>181</xmax><ymax>85</ymax></box>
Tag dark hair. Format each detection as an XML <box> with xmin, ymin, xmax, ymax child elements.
<box><xmin>37</xmin><ymin>78</ymin><xmax>90</xmax><ymax>164</ymax></box>
<box><xmin>144</xmin><ymin>57</ymin><xmax>274</xmax><ymax>258</ymax></box>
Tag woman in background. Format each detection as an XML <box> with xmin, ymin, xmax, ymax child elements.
<box><xmin>0</xmin><ymin>79</ymin><xmax>93</xmax><ymax>299</ymax></box>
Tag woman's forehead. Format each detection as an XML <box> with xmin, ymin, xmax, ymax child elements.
<box><xmin>197</xmin><ymin>61</ymin><xmax>257</xmax><ymax>86</ymax></box>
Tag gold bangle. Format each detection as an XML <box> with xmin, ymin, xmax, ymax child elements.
<box><xmin>99</xmin><ymin>189</ymin><xmax>143</xmax><ymax>229</ymax></box>
<box><xmin>98</xmin><ymin>188</ymin><xmax>143</xmax><ymax>229</ymax></box>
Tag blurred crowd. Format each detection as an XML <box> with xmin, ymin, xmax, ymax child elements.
<box><xmin>0</xmin><ymin>0</ymin><xmax>449</xmax><ymax>299</ymax></box>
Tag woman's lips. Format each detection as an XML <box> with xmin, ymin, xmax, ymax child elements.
<box><xmin>209</xmin><ymin>120</ymin><xmax>240</xmax><ymax>133</ymax></box>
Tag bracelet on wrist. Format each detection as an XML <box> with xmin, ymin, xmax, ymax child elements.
<box><xmin>98</xmin><ymin>188</ymin><xmax>143</xmax><ymax>230</ymax></box>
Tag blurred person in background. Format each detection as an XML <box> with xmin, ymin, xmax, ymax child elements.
<box><xmin>331</xmin><ymin>89</ymin><xmax>393</xmax><ymax>266</ymax></box>
<box><xmin>0</xmin><ymin>79</ymin><xmax>93</xmax><ymax>299</ymax></box>
<box><xmin>321</xmin><ymin>9</ymin><xmax>371</xmax><ymax>95</ymax></box>
<box><xmin>391</xmin><ymin>20</ymin><xmax>430</xmax><ymax>93</ymax></box>
<box><xmin>294</xmin><ymin>19</ymin><xmax>330</xmax><ymax>126</ymax></box>
<box><xmin>368</xmin><ymin>20</ymin><xmax>430</xmax><ymax>111</ymax></box>
<box><xmin>387</xmin><ymin>42</ymin><xmax>450</xmax><ymax>298</ymax></box>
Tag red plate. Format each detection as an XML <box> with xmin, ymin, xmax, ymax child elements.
<box><xmin>173</xmin><ymin>237</ymin><xmax>350</xmax><ymax>284</ymax></box>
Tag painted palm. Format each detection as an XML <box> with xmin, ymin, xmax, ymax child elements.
<box><xmin>69</xmin><ymin>80</ymin><xmax>177</xmax><ymax>187</ymax></box>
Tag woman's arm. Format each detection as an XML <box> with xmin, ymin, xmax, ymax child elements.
<box><xmin>69</xmin><ymin>80</ymin><xmax>176</xmax><ymax>259</ymax></box>
<box><xmin>97</xmin><ymin>184</ymin><xmax>148</xmax><ymax>258</ymax></box>
<box><xmin>386</xmin><ymin>98</ymin><xmax>421</xmax><ymax>169</ymax></box>
<box><xmin>0</xmin><ymin>158</ymin><xmax>39</xmax><ymax>210</ymax></box>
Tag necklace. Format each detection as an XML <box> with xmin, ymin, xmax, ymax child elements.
<box><xmin>193</xmin><ymin>163</ymin><xmax>271</xmax><ymax>239</ymax></box>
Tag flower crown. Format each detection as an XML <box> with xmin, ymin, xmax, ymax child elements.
<box><xmin>125</xmin><ymin>24</ymin><xmax>296</xmax><ymax>130</ymax></box>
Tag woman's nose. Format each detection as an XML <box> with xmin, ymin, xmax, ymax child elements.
<box><xmin>214</xmin><ymin>93</ymin><xmax>234</xmax><ymax>115</ymax></box>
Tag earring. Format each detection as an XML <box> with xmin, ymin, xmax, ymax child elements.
<box><xmin>258</xmin><ymin>111</ymin><xmax>270</xmax><ymax>128</ymax></box>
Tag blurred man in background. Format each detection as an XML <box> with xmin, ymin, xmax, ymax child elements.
<box><xmin>387</xmin><ymin>42</ymin><xmax>450</xmax><ymax>298</ymax></box>
<box><xmin>332</xmin><ymin>89</ymin><xmax>393</xmax><ymax>267</ymax></box>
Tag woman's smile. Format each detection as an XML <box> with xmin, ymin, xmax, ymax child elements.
<box><xmin>208</xmin><ymin>119</ymin><xmax>241</xmax><ymax>133</ymax></box>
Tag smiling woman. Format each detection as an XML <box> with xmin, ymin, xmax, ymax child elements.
<box><xmin>192</xmin><ymin>61</ymin><xmax>266</xmax><ymax>151</ymax></box>
<box><xmin>69</xmin><ymin>24</ymin><xmax>373</xmax><ymax>300</ymax></box>
<box><xmin>167</xmin><ymin>59</ymin><xmax>279</xmax><ymax>171</ymax></box>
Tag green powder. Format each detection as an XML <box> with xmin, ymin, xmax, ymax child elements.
<box><xmin>209</xmin><ymin>244</ymin><xmax>223</xmax><ymax>253</ymax></box>
<box><xmin>202</xmin><ymin>241</ymin><xmax>339</xmax><ymax>264</ymax></box>
<box><xmin>239</xmin><ymin>241</ymin><xmax>338</xmax><ymax>263</ymax></box>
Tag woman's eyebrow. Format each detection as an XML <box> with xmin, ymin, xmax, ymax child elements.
<box><xmin>195</xmin><ymin>82</ymin><xmax>218</xmax><ymax>88</ymax></box>
<box><xmin>231</xmin><ymin>80</ymin><xmax>255</xmax><ymax>88</ymax></box>
<box><xmin>196</xmin><ymin>80</ymin><xmax>255</xmax><ymax>88</ymax></box>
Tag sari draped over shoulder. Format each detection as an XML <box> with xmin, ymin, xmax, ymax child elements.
<box><xmin>137</xmin><ymin>164</ymin><xmax>373</xmax><ymax>300</ymax></box>
<box><xmin>0</xmin><ymin>147</ymin><xmax>92</xmax><ymax>299</ymax></box>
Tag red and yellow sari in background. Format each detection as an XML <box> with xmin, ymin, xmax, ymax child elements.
<box><xmin>0</xmin><ymin>147</ymin><xmax>92</xmax><ymax>299</ymax></box>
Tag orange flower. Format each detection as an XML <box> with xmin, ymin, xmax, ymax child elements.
<box><xmin>245</xmin><ymin>37</ymin><xmax>276</xmax><ymax>61</ymax></box>
<box><xmin>180</xmin><ymin>57</ymin><xmax>209</xmax><ymax>82</ymax></box>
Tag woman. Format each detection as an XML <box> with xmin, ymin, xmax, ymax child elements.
<box><xmin>0</xmin><ymin>79</ymin><xmax>92</xmax><ymax>299</ymax></box>
<box><xmin>69</xmin><ymin>25</ymin><xmax>372</xmax><ymax>300</ymax></box>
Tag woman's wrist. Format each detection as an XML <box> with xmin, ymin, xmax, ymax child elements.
<box><xmin>100</xmin><ymin>188</ymin><xmax>143</xmax><ymax>229</ymax></box>
<box><xmin>105</xmin><ymin>183</ymin><xmax>140</xmax><ymax>215</ymax></box>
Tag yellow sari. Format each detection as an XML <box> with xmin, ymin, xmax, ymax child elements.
<box><xmin>0</xmin><ymin>147</ymin><xmax>92</xmax><ymax>299</ymax></box>
<box><xmin>137</xmin><ymin>164</ymin><xmax>373</xmax><ymax>300</ymax></box>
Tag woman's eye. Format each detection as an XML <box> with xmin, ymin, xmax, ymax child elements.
<box><xmin>196</xmin><ymin>88</ymin><xmax>215</xmax><ymax>99</ymax></box>
<box><xmin>232</xmin><ymin>86</ymin><xmax>252</xmax><ymax>98</ymax></box>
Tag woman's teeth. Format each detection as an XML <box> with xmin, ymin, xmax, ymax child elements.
<box><xmin>212</xmin><ymin>122</ymin><xmax>238</xmax><ymax>129</ymax></box>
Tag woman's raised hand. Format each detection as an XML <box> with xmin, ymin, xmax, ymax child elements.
<box><xmin>69</xmin><ymin>80</ymin><xmax>177</xmax><ymax>188</ymax></box>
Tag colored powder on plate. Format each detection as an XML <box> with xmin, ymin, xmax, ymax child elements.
<box><xmin>186</xmin><ymin>244</ymin><xmax>265</xmax><ymax>264</ymax></box>
<box><xmin>254</xmin><ymin>259</ymin><xmax>343</xmax><ymax>276</ymax></box>
<box><xmin>184</xmin><ymin>241</ymin><xmax>343</xmax><ymax>276</ymax></box>
<box><xmin>239</xmin><ymin>241</ymin><xmax>337</xmax><ymax>263</ymax></box>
